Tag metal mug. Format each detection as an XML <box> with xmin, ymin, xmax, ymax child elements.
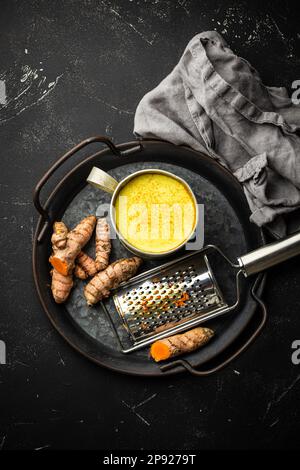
<box><xmin>86</xmin><ymin>167</ymin><xmax>198</xmax><ymax>259</ymax></box>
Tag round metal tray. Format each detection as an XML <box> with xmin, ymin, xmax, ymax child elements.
<box><xmin>33</xmin><ymin>137</ymin><xmax>266</xmax><ymax>376</ymax></box>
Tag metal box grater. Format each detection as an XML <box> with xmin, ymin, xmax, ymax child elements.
<box><xmin>103</xmin><ymin>230</ymin><xmax>300</xmax><ymax>353</ymax></box>
<box><xmin>103</xmin><ymin>250</ymin><xmax>229</xmax><ymax>353</ymax></box>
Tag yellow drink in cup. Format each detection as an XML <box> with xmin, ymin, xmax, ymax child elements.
<box><xmin>115</xmin><ymin>173</ymin><xmax>196</xmax><ymax>254</ymax></box>
<box><xmin>87</xmin><ymin>167</ymin><xmax>198</xmax><ymax>258</ymax></box>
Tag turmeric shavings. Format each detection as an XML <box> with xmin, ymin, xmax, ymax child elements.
<box><xmin>174</xmin><ymin>291</ymin><xmax>189</xmax><ymax>308</ymax></box>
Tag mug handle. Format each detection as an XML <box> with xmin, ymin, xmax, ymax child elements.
<box><xmin>86</xmin><ymin>166</ymin><xmax>119</xmax><ymax>194</ymax></box>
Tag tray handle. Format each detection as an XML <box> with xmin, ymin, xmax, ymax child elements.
<box><xmin>160</xmin><ymin>274</ymin><xmax>267</xmax><ymax>376</ymax></box>
<box><xmin>33</xmin><ymin>136</ymin><xmax>123</xmax><ymax>221</ymax></box>
<box><xmin>33</xmin><ymin>135</ymin><xmax>143</xmax><ymax>218</ymax></box>
<box><xmin>33</xmin><ymin>136</ymin><xmax>142</xmax><ymax>242</ymax></box>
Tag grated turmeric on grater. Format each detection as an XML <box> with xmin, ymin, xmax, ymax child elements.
<box><xmin>174</xmin><ymin>291</ymin><xmax>189</xmax><ymax>307</ymax></box>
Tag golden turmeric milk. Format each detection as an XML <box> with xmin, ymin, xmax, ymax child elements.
<box><xmin>115</xmin><ymin>173</ymin><xmax>196</xmax><ymax>254</ymax></box>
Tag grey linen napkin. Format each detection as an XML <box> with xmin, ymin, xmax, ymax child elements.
<box><xmin>134</xmin><ymin>31</ymin><xmax>300</xmax><ymax>237</ymax></box>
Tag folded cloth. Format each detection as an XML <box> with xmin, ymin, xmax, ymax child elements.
<box><xmin>134</xmin><ymin>31</ymin><xmax>300</xmax><ymax>237</ymax></box>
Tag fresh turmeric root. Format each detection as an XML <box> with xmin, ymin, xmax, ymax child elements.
<box><xmin>150</xmin><ymin>327</ymin><xmax>214</xmax><ymax>362</ymax></box>
<box><xmin>95</xmin><ymin>218</ymin><xmax>111</xmax><ymax>271</ymax></box>
<box><xmin>73</xmin><ymin>218</ymin><xmax>110</xmax><ymax>278</ymax></box>
<box><xmin>51</xmin><ymin>221</ymin><xmax>69</xmax><ymax>251</ymax></box>
<box><xmin>49</xmin><ymin>215</ymin><xmax>96</xmax><ymax>276</ymax></box>
<box><xmin>74</xmin><ymin>251</ymin><xmax>97</xmax><ymax>279</ymax></box>
<box><xmin>51</xmin><ymin>269</ymin><xmax>73</xmax><ymax>304</ymax></box>
<box><xmin>50</xmin><ymin>219</ymin><xmax>97</xmax><ymax>301</ymax></box>
<box><xmin>50</xmin><ymin>222</ymin><xmax>73</xmax><ymax>303</ymax></box>
<box><xmin>74</xmin><ymin>264</ymin><xmax>88</xmax><ymax>280</ymax></box>
<box><xmin>84</xmin><ymin>257</ymin><xmax>142</xmax><ymax>306</ymax></box>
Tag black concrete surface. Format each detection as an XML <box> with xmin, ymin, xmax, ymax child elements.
<box><xmin>0</xmin><ymin>0</ymin><xmax>300</xmax><ymax>451</ymax></box>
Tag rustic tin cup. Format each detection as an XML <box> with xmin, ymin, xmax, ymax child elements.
<box><xmin>86</xmin><ymin>167</ymin><xmax>198</xmax><ymax>259</ymax></box>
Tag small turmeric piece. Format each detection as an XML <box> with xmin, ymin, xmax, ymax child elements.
<box><xmin>150</xmin><ymin>327</ymin><xmax>214</xmax><ymax>362</ymax></box>
<box><xmin>95</xmin><ymin>217</ymin><xmax>111</xmax><ymax>271</ymax></box>
<box><xmin>49</xmin><ymin>215</ymin><xmax>96</xmax><ymax>276</ymax></box>
<box><xmin>74</xmin><ymin>264</ymin><xmax>88</xmax><ymax>280</ymax></box>
<box><xmin>51</xmin><ymin>221</ymin><xmax>69</xmax><ymax>252</ymax></box>
<box><xmin>50</xmin><ymin>222</ymin><xmax>74</xmax><ymax>303</ymax></box>
<box><xmin>75</xmin><ymin>251</ymin><xmax>97</xmax><ymax>279</ymax></box>
<box><xmin>51</xmin><ymin>269</ymin><xmax>73</xmax><ymax>304</ymax></box>
<box><xmin>84</xmin><ymin>257</ymin><xmax>142</xmax><ymax>306</ymax></box>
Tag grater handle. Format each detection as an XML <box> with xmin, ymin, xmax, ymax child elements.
<box><xmin>238</xmin><ymin>231</ymin><xmax>300</xmax><ymax>277</ymax></box>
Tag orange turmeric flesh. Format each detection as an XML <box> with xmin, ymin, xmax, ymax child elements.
<box><xmin>150</xmin><ymin>341</ymin><xmax>171</xmax><ymax>361</ymax></box>
<box><xmin>150</xmin><ymin>327</ymin><xmax>214</xmax><ymax>362</ymax></box>
<box><xmin>49</xmin><ymin>256</ymin><xmax>69</xmax><ymax>276</ymax></box>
